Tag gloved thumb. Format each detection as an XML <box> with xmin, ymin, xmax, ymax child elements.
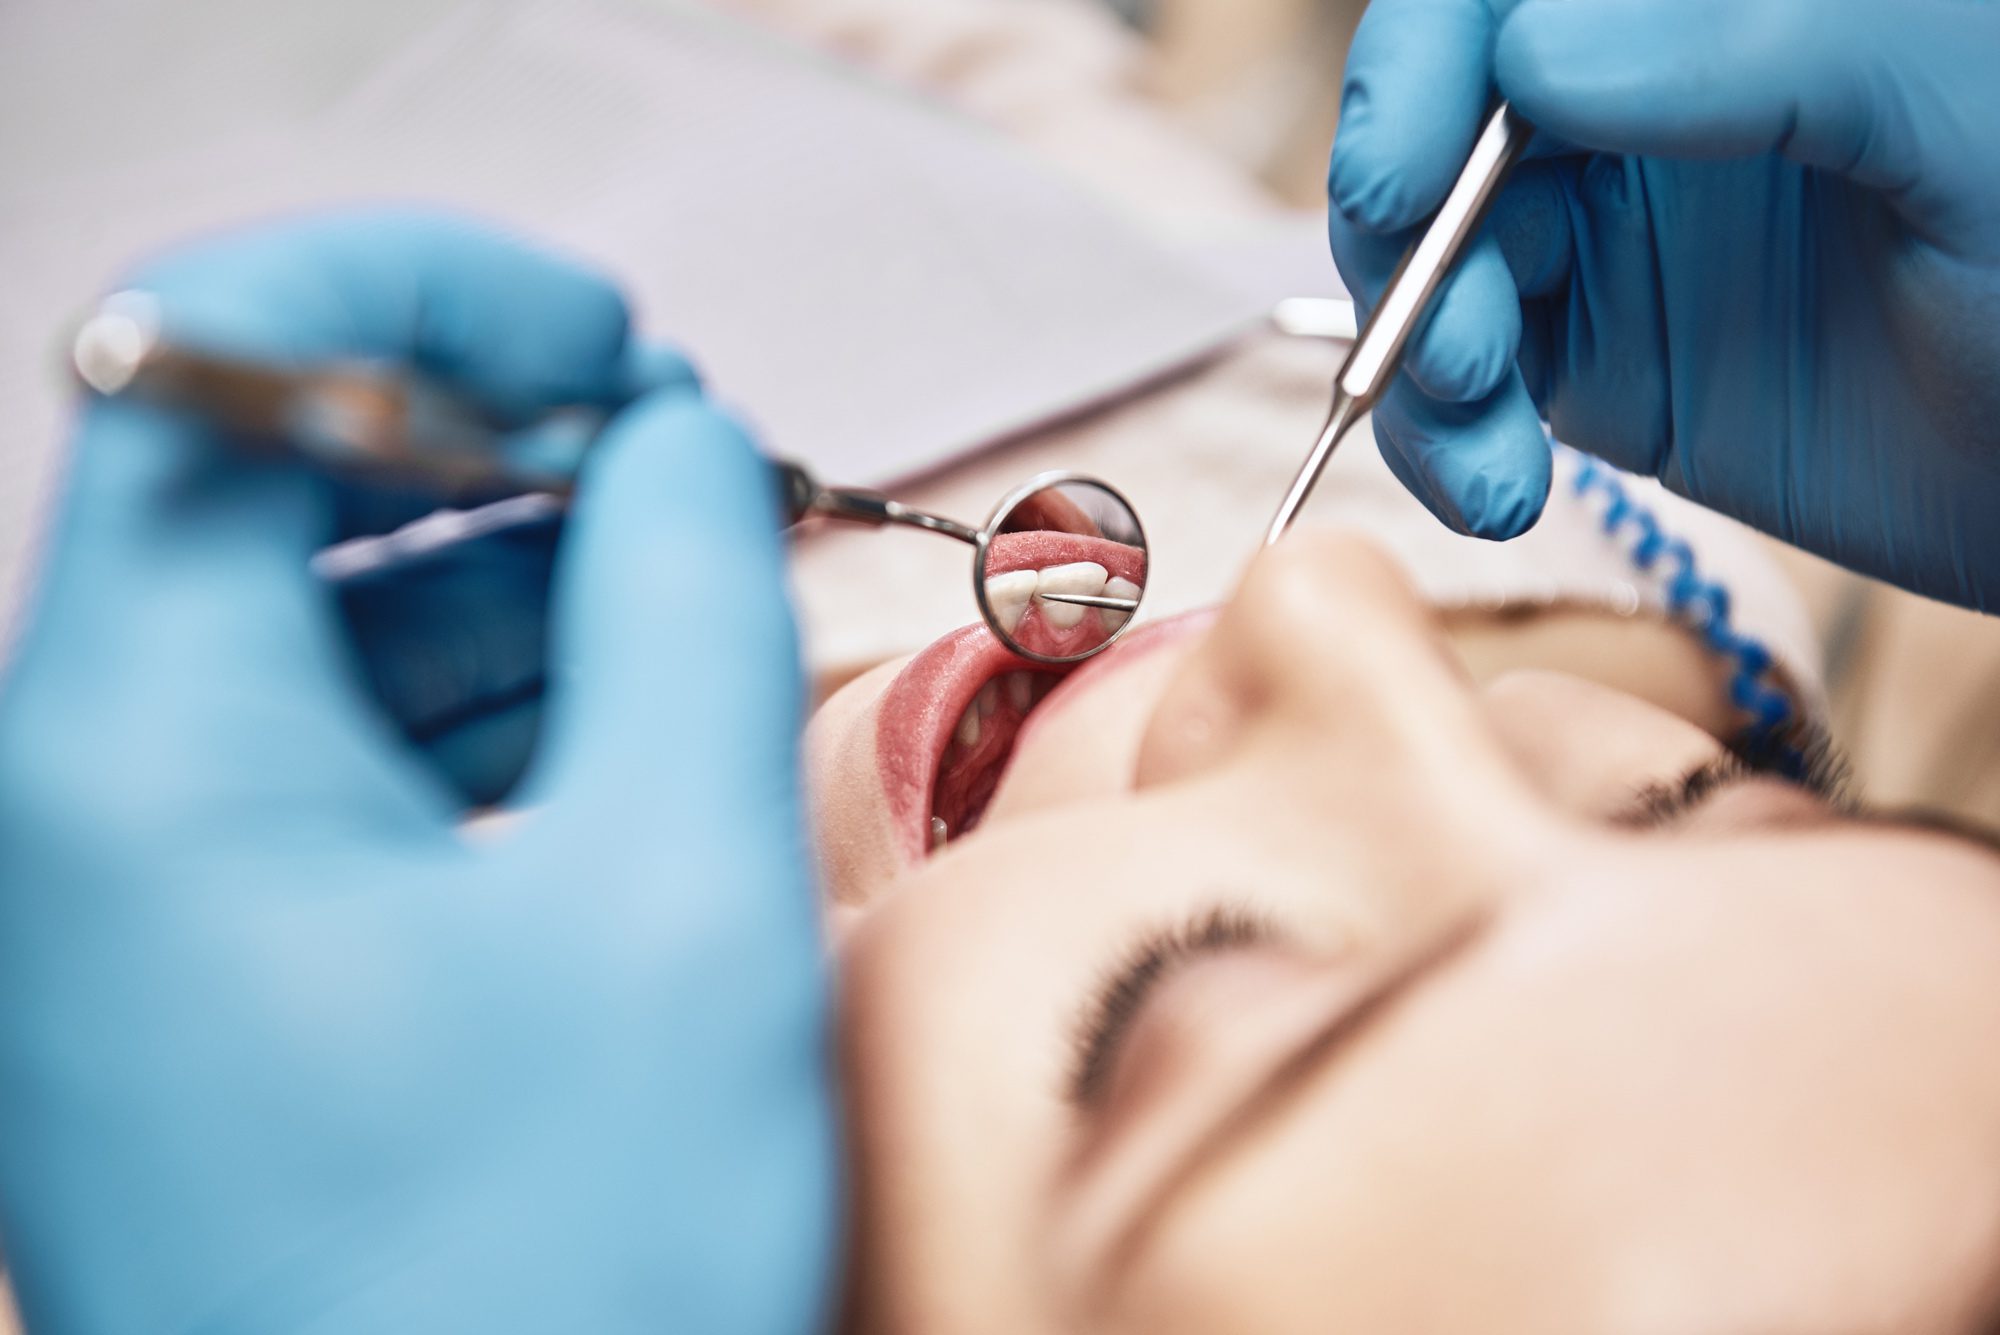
<box><xmin>517</xmin><ymin>389</ymin><xmax>805</xmax><ymax>836</ymax></box>
<box><xmin>1495</xmin><ymin>0</ymin><xmax>1995</xmax><ymax>202</ymax></box>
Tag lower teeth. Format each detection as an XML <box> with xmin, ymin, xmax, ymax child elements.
<box><xmin>934</xmin><ymin>670</ymin><xmax>1060</xmax><ymax>853</ymax></box>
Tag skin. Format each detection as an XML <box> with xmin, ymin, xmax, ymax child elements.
<box><xmin>808</xmin><ymin>533</ymin><xmax>2000</xmax><ymax>1335</ymax></box>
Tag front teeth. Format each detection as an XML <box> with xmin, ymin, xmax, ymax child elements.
<box><xmin>984</xmin><ymin>570</ymin><xmax>1039</xmax><ymax>634</ymax></box>
<box><xmin>1101</xmin><ymin>576</ymin><xmax>1140</xmax><ymax>632</ymax></box>
<box><xmin>1033</xmin><ymin>562</ymin><xmax>1109</xmax><ymax>629</ymax></box>
<box><xmin>983</xmin><ymin>563</ymin><xmax>1140</xmax><ymax>638</ymax></box>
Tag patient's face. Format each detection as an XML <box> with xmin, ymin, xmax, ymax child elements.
<box><xmin>808</xmin><ymin>534</ymin><xmax>2000</xmax><ymax>1334</ymax></box>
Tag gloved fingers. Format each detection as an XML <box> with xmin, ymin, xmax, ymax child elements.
<box><xmin>1516</xmin><ymin>296</ymin><xmax>1557</xmax><ymax>416</ymax></box>
<box><xmin>315</xmin><ymin>339</ymin><xmax>702</xmax><ymax>806</ymax></box>
<box><xmin>618</xmin><ymin>339</ymin><xmax>705</xmax><ymax>402</ymax></box>
<box><xmin>1328</xmin><ymin>0</ymin><xmax>1510</xmax><ymax>234</ymax></box>
<box><xmin>0</xmin><ymin>403</ymin><xmax>457</xmax><ymax>832</ymax></box>
<box><xmin>5</xmin><ymin>213</ymin><xmax>678</xmax><ymax>825</ymax></box>
<box><xmin>1482</xmin><ymin>160</ymin><xmax>1573</xmax><ymax>417</ymax></box>
<box><xmin>1328</xmin><ymin>209</ymin><xmax>1524</xmax><ymax>406</ymax></box>
<box><xmin>1370</xmin><ymin>369</ymin><xmax>1553</xmax><ymax>540</ymax></box>
<box><xmin>1535</xmin><ymin>154</ymin><xmax>1677</xmax><ymax>479</ymax></box>
<box><xmin>335</xmin><ymin>520</ymin><xmax>560</xmax><ymax>807</ymax></box>
<box><xmin>1495</xmin><ymin>0</ymin><xmax>1997</xmax><ymax>204</ymax></box>
<box><xmin>131</xmin><ymin>210</ymin><xmax>675</xmax><ymax>423</ymax></box>
<box><xmin>1484</xmin><ymin>158</ymin><xmax>1577</xmax><ymax>301</ymax></box>
<box><xmin>519</xmin><ymin>389</ymin><xmax>807</xmax><ymax>837</ymax></box>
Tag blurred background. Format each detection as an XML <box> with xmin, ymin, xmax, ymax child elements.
<box><xmin>4</xmin><ymin>0</ymin><xmax>1999</xmax><ymax>834</ymax></box>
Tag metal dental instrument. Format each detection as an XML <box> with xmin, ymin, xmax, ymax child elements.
<box><xmin>1264</xmin><ymin>102</ymin><xmax>1533</xmax><ymax>546</ymax></box>
<box><xmin>69</xmin><ymin>296</ymin><xmax>1150</xmax><ymax>664</ymax></box>
<box><xmin>71</xmin><ymin>291</ymin><xmax>593</xmax><ymax>499</ymax></box>
<box><xmin>779</xmin><ymin>463</ymin><xmax>1148</xmax><ymax>664</ymax></box>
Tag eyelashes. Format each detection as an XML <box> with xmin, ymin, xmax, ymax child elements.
<box><xmin>1612</xmin><ymin>752</ymin><xmax>1751</xmax><ymax>829</ymax></box>
<box><xmin>1613</xmin><ymin>729</ymin><xmax>1856</xmax><ymax>831</ymax></box>
<box><xmin>1066</xmin><ymin>904</ymin><xmax>1274</xmax><ymax>1110</ymax></box>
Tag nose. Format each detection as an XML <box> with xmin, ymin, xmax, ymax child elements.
<box><xmin>1134</xmin><ymin>534</ymin><xmax>1481</xmax><ymax>781</ymax></box>
<box><xmin>1132</xmin><ymin>532</ymin><xmax>1555</xmax><ymax>894</ymax></box>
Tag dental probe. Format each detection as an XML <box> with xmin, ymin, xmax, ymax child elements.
<box><xmin>1264</xmin><ymin>102</ymin><xmax>1533</xmax><ymax>546</ymax></box>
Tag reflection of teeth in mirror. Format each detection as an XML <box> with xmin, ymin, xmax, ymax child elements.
<box><xmin>1098</xmin><ymin>576</ymin><xmax>1141</xmax><ymax>633</ymax></box>
<box><xmin>984</xmin><ymin>570</ymin><xmax>1039</xmax><ymax>634</ymax></box>
<box><xmin>1034</xmin><ymin>562</ymin><xmax>1109</xmax><ymax>630</ymax></box>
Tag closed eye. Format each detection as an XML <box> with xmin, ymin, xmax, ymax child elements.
<box><xmin>1612</xmin><ymin>732</ymin><xmax>1854</xmax><ymax>830</ymax></box>
<box><xmin>1066</xmin><ymin>905</ymin><xmax>1276</xmax><ymax>1110</ymax></box>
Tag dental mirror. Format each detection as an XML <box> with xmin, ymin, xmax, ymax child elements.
<box><xmin>778</xmin><ymin>463</ymin><xmax>1148</xmax><ymax>664</ymax></box>
<box><xmin>974</xmin><ymin>473</ymin><xmax>1148</xmax><ymax>665</ymax></box>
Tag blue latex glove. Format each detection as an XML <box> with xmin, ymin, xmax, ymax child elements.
<box><xmin>331</xmin><ymin>335</ymin><xmax>703</xmax><ymax>808</ymax></box>
<box><xmin>1326</xmin><ymin>0</ymin><xmax>2000</xmax><ymax>610</ymax></box>
<box><xmin>0</xmin><ymin>212</ymin><xmax>837</xmax><ymax>1332</ymax></box>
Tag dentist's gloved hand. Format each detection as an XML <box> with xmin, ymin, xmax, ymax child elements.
<box><xmin>1326</xmin><ymin>0</ymin><xmax>2000</xmax><ymax>610</ymax></box>
<box><xmin>0</xmin><ymin>212</ymin><xmax>837</xmax><ymax>1333</ymax></box>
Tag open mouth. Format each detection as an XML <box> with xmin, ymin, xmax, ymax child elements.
<box><xmin>873</xmin><ymin>626</ymin><xmax>1077</xmax><ymax>866</ymax></box>
<box><xmin>875</xmin><ymin>535</ymin><xmax>1149</xmax><ymax>864</ymax></box>
<box><xmin>929</xmin><ymin>664</ymin><xmax>1063</xmax><ymax>849</ymax></box>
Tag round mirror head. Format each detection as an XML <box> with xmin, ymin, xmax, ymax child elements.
<box><xmin>974</xmin><ymin>473</ymin><xmax>1149</xmax><ymax>665</ymax></box>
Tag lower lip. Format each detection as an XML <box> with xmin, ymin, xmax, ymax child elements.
<box><xmin>872</xmin><ymin>610</ymin><xmax>1217</xmax><ymax>864</ymax></box>
<box><xmin>874</xmin><ymin>625</ymin><xmax>1029</xmax><ymax>864</ymax></box>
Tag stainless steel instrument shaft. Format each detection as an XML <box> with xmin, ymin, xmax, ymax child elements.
<box><xmin>1264</xmin><ymin>102</ymin><xmax>1533</xmax><ymax>545</ymax></box>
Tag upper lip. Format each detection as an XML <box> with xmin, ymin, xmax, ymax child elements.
<box><xmin>983</xmin><ymin>530</ymin><xmax>1148</xmax><ymax>582</ymax></box>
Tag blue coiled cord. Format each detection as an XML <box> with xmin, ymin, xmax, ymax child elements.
<box><xmin>1561</xmin><ymin>442</ymin><xmax>1805</xmax><ymax>776</ymax></box>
